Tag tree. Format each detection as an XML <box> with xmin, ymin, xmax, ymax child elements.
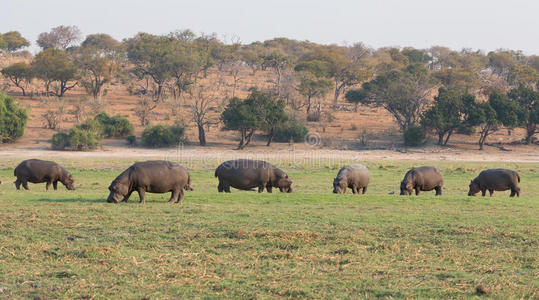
<box><xmin>1</xmin><ymin>31</ymin><xmax>30</xmax><ymax>52</ymax></box>
<box><xmin>508</xmin><ymin>64</ymin><xmax>539</xmax><ymax>87</ymax></box>
<box><xmin>261</xmin><ymin>51</ymin><xmax>291</xmax><ymax>90</ymax></box>
<box><xmin>31</xmin><ymin>48</ymin><xmax>78</xmax><ymax>97</ymax></box>
<box><xmin>0</xmin><ymin>35</ymin><xmax>7</xmax><ymax>51</ymax></box>
<box><xmin>37</xmin><ymin>25</ymin><xmax>82</xmax><ymax>50</ymax></box>
<box><xmin>125</xmin><ymin>33</ymin><xmax>176</xmax><ymax>102</ymax></box>
<box><xmin>421</xmin><ymin>88</ymin><xmax>468</xmax><ymax>145</ymax></box>
<box><xmin>74</xmin><ymin>34</ymin><xmax>123</xmax><ymax>99</ymax></box>
<box><xmin>221</xmin><ymin>97</ymin><xmax>259</xmax><ymax>149</ymax></box>
<box><xmin>402</xmin><ymin>48</ymin><xmax>431</xmax><ymax>64</ymax></box>
<box><xmin>249</xmin><ymin>90</ymin><xmax>288</xmax><ymax>146</ymax></box>
<box><xmin>0</xmin><ymin>93</ymin><xmax>28</xmax><ymax>143</ymax></box>
<box><xmin>187</xmin><ymin>82</ymin><xmax>222</xmax><ymax>146</ymax></box>
<box><xmin>464</xmin><ymin>92</ymin><xmax>519</xmax><ymax>150</ymax></box>
<box><xmin>433</xmin><ymin>68</ymin><xmax>480</xmax><ymax>94</ymax></box>
<box><xmin>508</xmin><ymin>85</ymin><xmax>539</xmax><ymax>143</ymax></box>
<box><xmin>1</xmin><ymin>63</ymin><xmax>33</xmax><ymax>96</ymax></box>
<box><xmin>296</xmin><ymin>71</ymin><xmax>332</xmax><ymax>114</ymax></box>
<box><xmin>346</xmin><ymin>63</ymin><xmax>437</xmax><ymax>131</ymax></box>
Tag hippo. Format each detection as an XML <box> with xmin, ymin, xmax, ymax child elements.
<box><xmin>468</xmin><ymin>168</ymin><xmax>520</xmax><ymax>197</ymax></box>
<box><xmin>333</xmin><ymin>164</ymin><xmax>370</xmax><ymax>194</ymax></box>
<box><xmin>215</xmin><ymin>159</ymin><xmax>293</xmax><ymax>193</ymax></box>
<box><xmin>14</xmin><ymin>159</ymin><xmax>75</xmax><ymax>191</ymax></box>
<box><xmin>400</xmin><ymin>166</ymin><xmax>443</xmax><ymax>196</ymax></box>
<box><xmin>107</xmin><ymin>160</ymin><xmax>192</xmax><ymax>204</ymax></box>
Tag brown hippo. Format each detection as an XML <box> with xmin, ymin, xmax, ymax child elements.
<box><xmin>333</xmin><ymin>164</ymin><xmax>370</xmax><ymax>194</ymax></box>
<box><xmin>14</xmin><ymin>159</ymin><xmax>75</xmax><ymax>191</ymax></box>
<box><xmin>215</xmin><ymin>159</ymin><xmax>293</xmax><ymax>193</ymax></box>
<box><xmin>468</xmin><ymin>169</ymin><xmax>520</xmax><ymax>197</ymax></box>
<box><xmin>400</xmin><ymin>166</ymin><xmax>443</xmax><ymax>196</ymax></box>
<box><xmin>107</xmin><ymin>160</ymin><xmax>192</xmax><ymax>204</ymax></box>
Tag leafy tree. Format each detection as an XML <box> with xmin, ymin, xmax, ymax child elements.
<box><xmin>74</xmin><ymin>34</ymin><xmax>123</xmax><ymax>99</ymax></box>
<box><xmin>488</xmin><ymin>51</ymin><xmax>517</xmax><ymax>78</ymax></box>
<box><xmin>141</xmin><ymin>125</ymin><xmax>185</xmax><ymax>147</ymax></box>
<box><xmin>508</xmin><ymin>85</ymin><xmax>539</xmax><ymax>143</ymax></box>
<box><xmin>1</xmin><ymin>62</ymin><xmax>33</xmax><ymax>96</ymax></box>
<box><xmin>52</xmin><ymin>119</ymin><xmax>102</xmax><ymax>150</ymax></box>
<box><xmin>94</xmin><ymin>112</ymin><xmax>134</xmax><ymax>138</ymax></box>
<box><xmin>296</xmin><ymin>71</ymin><xmax>333</xmax><ymax>114</ymax></box>
<box><xmin>221</xmin><ymin>90</ymin><xmax>285</xmax><ymax>149</ymax></box>
<box><xmin>421</xmin><ymin>88</ymin><xmax>469</xmax><ymax>145</ymax></box>
<box><xmin>346</xmin><ymin>63</ymin><xmax>437</xmax><ymax>131</ymax></box>
<box><xmin>508</xmin><ymin>64</ymin><xmax>539</xmax><ymax>87</ymax></box>
<box><xmin>125</xmin><ymin>33</ymin><xmax>176</xmax><ymax>101</ymax></box>
<box><xmin>0</xmin><ymin>93</ymin><xmax>28</xmax><ymax>143</ymax></box>
<box><xmin>37</xmin><ymin>25</ymin><xmax>82</xmax><ymax>50</ymax></box>
<box><xmin>0</xmin><ymin>35</ymin><xmax>7</xmax><ymax>51</ymax></box>
<box><xmin>433</xmin><ymin>68</ymin><xmax>480</xmax><ymax>94</ymax></box>
<box><xmin>402</xmin><ymin>48</ymin><xmax>431</xmax><ymax>64</ymax></box>
<box><xmin>1</xmin><ymin>31</ymin><xmax>30</xmax><ymax>52</ymax></box>
<box><xmin>261</xmin><ymin>51</ymin><xmax>291</xmax><ymax>89</ymax></box>
<box><xmin>273</xmin><ymin>120</ymin><xmax>308</xmax><ymax>143</ymax></box>
<box><xmin>464</xmin><ymin>92</ymin><xmax>519</xmax><ymax>150</ymax></box>
<box><xmin>31</xmin><ymin>48</ymin><xmax>78</xmax><ymax>97</ymax></box>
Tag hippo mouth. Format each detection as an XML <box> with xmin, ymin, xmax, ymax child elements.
<box><xmin>107</xmin><ymin>193</ymin><xmax>122</xmax><ymax>203</ymax></box>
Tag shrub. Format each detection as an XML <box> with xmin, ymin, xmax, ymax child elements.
<box><xmin>273</xmin><ymin>121</ymin><xmax>309</xmax><ymax>143</ymax></box>
<box><xmin>94</xmin><ymin>112</ymin><xmax>134</xmax><ymax>138</ymax></box>
<box><xmin>0</xmin><ymin>92</ymin><xmax>28</xmax><ymax>143</ymax></box>
<box><xmin>126</xmin><ymin>135</ymin><xmax>136</xmax><ymax>146</ymax></box>
<box><xmin>403</xmin><ymin>126</ymin><xmax>426</xmax><ymax>146</ymax></box>
<box><xmin>141</xmin><ymin>125</ymin><xmax>185</xmax><ymax>147</ymax></box>
<box><xmin>51</xmin><ymin>119</ymin><xmax>103</xmax><ymax>150</ymax></box>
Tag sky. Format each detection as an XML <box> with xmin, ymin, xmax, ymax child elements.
<box><xmin>3</xmin><ymin>0</ymin><xmax>539</xmax><ymax>54</ymax></box>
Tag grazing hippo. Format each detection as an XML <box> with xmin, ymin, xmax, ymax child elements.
<box><xmin>215</xmin><ymin>159</ymin><xmax>293</xmax><ymax>193</ymax></box>
<box><xmin>107</xmin><ymin>160</ymin><xmax>192</xmax><ymax>204</ymax></box>
<box><xmin>14</xmin><ymin>159</ymin><xmax>75</xmax><ymax>191</ymax></box>
<box><xmin>333</xmin><ymin>164</ymin><xmax>370</xmax><ymax>194</ymax></box>
<box><xmin>400</xmin><ymin>166</ymin><xmax>443</xmax><ymax>196</ymax></box>
<box><xmin>468</xmin><ymin>168</ymin><xmax>520</xmax><ymax>197</ymax></box>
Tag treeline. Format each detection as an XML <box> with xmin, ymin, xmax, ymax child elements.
<box><xmin>1</xmin><ymin>26</ymin><xmax>538</xmax><ymax>149</ymax></box>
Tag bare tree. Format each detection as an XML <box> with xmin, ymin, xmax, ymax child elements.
<box><xmin>185</xmin><ymin>78</ymin><xmax>224</xmax><ymax>146</ymax></box>
<box><xmin>135</xmin><ymin>95</ymin><xmax>157</xmax><ymax>126</ymax></box>
<box><xmin>36</xmin><ymin>25</ymin><xmax>82</xmax><ymax>50</ymax></box>
<box><xmin>41</xmin><ymin>98</ymin><xmax>66</xmax><ymax>129</ymax></box>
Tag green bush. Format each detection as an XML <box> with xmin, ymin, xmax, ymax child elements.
<box><xmin>0</xmin><ymin>92</ymin><xmax>28</xmax><ymax>143</ymax></box>
<box><xmin>94</xmin><ymin>112</ymin><xmax>134</xmax><ymax>138</ymax></box>
<box><xmin>126</xmin><ymin>135</ymin><xmax>136</xmax><ymax>146</ymax></box>
<box><xmin>403</xmin><ymin>126</ymin><xmax>426</xmax><ymax>147</ymax></box>
<box><xmin>273</xmin><ymin>121</ymin><xmax>309</xmax><ymax>143</ymax></box>
<box><xmin>51</xmin><ymin>119</ymin><xmax>103</xmax><ymax>151</ymax></box>
<box><xmin>141</xmin><ymin>125</ymin><xmax>185</xmax><ymax>147</ymax></box>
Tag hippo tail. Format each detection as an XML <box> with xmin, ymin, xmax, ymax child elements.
<box><xmin>516</xmin><ymin>172</ymin><xmax>520</xmax><ymax>183</ymax></box>
<box><xmin>214</xmin><ymin>168</ymin><xmax>219</xmax><ymax>178</ymax></box>
<box><xmin>185</xmin><ymin>174</ymin><xmax>194</xmax><ymax>191</ymax></box>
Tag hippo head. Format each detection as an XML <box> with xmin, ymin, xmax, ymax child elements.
<box><xmin>62</xmin><ymin>174</ymin><xmax>76</xmax><ymax>190</ymax></box>
<box><xmin>333</xmin><ymin>178</ymin><xmax>346</xmax><ymax>194</ymax></box>
<box><xmin>184</xmin><ymin>184</ymin><xmax>194</xmax><ymax>191</ymax></box>
<box><xmin>277</xmin><ymin>174</ymin><xmax>293</xmax><ymax>193</ymax></box>
<box><xmin>468</xmin><ymin>180</ymin><xmax>480</xmax><ymax>196</ymax></box>
<box><xmin>107</xmin><ymin>179</ymin><xmax>129</xmax><ymax>203</ymax></box>
<box><xmin>400</xmin><ymin>181</ymin><xmax>412</xmax><ymax>195</ymax></box>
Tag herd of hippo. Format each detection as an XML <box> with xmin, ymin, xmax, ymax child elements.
<box><xmin>9</xmin><ymin>159</ymin><xmax>522</xmax><ymax>203</ymax></box>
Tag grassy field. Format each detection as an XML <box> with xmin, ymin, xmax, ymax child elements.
<box><xmin>0</xmin><ymin>158</ymin><xmax>537</xmax><ymax>299</ymax></box>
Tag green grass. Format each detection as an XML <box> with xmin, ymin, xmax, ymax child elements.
<box><xmin>0</xmin><ymin>159</ymin><xmax>537</xmax><ymax>299</ymax></box>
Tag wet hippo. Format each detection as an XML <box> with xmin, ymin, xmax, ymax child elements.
<box><xmin>333</xmin><ymin>164</ymin><xmax>370</xmax><ymax>194</ymax></box>
<box><xmin>14</xmin><ymin>159</ymin><xmax>75</xmax><ymax>191</ymax></box>
<box><xmin>107</xmin><ymin>160</ymin><xmax>192</xmax><ymax>204</ymax></box>
<box><xmin>468</xmin><ymin>168</ymin><xmax>520</xmax><ymax>197</ymax></box>
<box><xmin>400</xmin><ymin>166</ymin><xmax>443</xmax><ymax>196</ymax></box>
<box><xmin>215</xmin><ymin>159</ymin><xmax>293</xmax><ymax>193</ymax></box>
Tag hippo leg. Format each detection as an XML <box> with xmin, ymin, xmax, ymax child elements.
<box><xmin>168</xmin><ymin>189</ymin><xmax>180</xmax><ymax>203</ymax></box>
<box><xmin>15</xmin><ymin>179</ymin><xmax>21</xmax><ymax>190</ymax></box>
<box><xmin>176</xmin><ymin>189</ymin><xmax>184</xmax><ymax>204</ymax></box>
<box><xmin>258</xmin><ymin>184</ymin><xmax>266</xmax><ymax>193</ymax></box>
<box><xmin>435</xmin><ymin>186</ymin><xmax>442</xmax><ymax>196</ymax></box>
<box><xmin>137</xmin><ymin>188</ymin><xmax>146</xmax><ymax>204</ymax></box>
<box><xmin>415</xmin><ymin>187</ymin><xmax>420</xmax><ymax>195</ymax></box>
<box><xmin>46</xmin><ymin>181</ymin><xmax>51</xmax><ymax>190</ymax></box>
<box><xmin>122</xmin><ymin>191</ymin><xmax>133</xmax><ymax>202</ymax></box>
<box><xmin>351</xmin><ymin>185</ymin><xmax>358</xmax><ymax>194</ymax></box>
<box><xmin>21</xmin><ymin>179</ymin><xmax>29</xmax><ymax>190</ymax></box>
<box><xmin>217</xmin><ymin>182</ymin><xmax>224</xmax><ymax>192</ymax></box>
<box><xmin>53</xmin><ymin>181</ymin><xmax>58</xmax><ymax>190</ymax></box>
<box><xmin>488</xmin><ymin>189</ymin><xmax>494</xmax><ymax>197</ymax></box>
<box><xmin>266</xmin><ymin>186</ymin><xmax>273</xmax><ymax>193</ymax></box>
<box><xmin>513</xmin><ymin>187</ymin><xmax>520</xmax><ymax>197</ymax></box>
<box><xmin>362</xmin><ymin>187</ymin><xmax>367</xmax><ymax>194</ymax></box>
<box><xmin>481</xmin><ymin>189</ymin><xmax>486</xmax><ymax>196</ymax></box>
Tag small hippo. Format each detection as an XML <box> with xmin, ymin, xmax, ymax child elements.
<box><xmin>333</xmin><ymin>164</ymin><xmax>370</xmax><ymax>194</ymax></box>
<box><xmin>400</xmin><ymin>166</ymin><xmax>443</xmax><ymax>196</ymax></box>
<box><xmin>215</xmin><ymin>159</ymin><xmax>293</xmax><ymax>193</ymax></box>
<box><xmin>14</xmin><ymin>159</ymin><xmax>75</xmax><ymax>191</ymax></box>
<box><xmin>107</xmin><ymin>160</ymin><xmax>192</xmax><ymax>204</ymax></box>
<box><xmin>468</xmin><ymin>168</ymin><xmax>520</xmax><ymax>197</ymax></box>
